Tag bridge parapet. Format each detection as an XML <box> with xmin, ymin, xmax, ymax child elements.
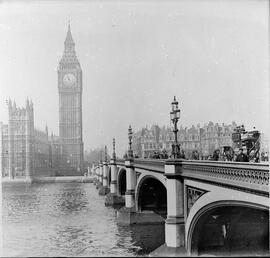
<box><xmin>116</xmin><ymin>158</ymin><xmax>165</xmax><ymax>173</ymax></box>
<box><xmin>116</xmin><ymin>159</ymin><xmax>125</xmax><ymax>166</ymax></box>
<box><xmin>133</xmin><ymin>159</ymin><xmax>165</xmax><ymax>173</ymax></box>
<box><xmin>165</xmin><ymin>159</ymin><xmax>269</xmax><ymax>195</ymax></box>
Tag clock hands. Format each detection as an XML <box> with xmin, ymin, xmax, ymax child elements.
<box><xmin>63</xmin><ymin>74</ymin><xmax>76</xmax><ymax>86</ymax></box>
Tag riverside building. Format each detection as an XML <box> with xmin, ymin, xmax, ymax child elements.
<box><xmin>133</xmin><ymin>122</ymin><xmax>239</xmax><ymax>159</ymax></box>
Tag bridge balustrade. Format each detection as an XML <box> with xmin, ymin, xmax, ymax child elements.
<box><xmin>115</xmin><ymin>158</ymin><xmax>125</xmax><ymax>166</ymax></box>
<box><xmin>131</xmin><ymin>158</ymin><xmax>165</xmax><ymax>173</ymax></box>
<box><xmin>158</xmin><ymin>159</ymin><xmax>269</xmax><ymax>195</ymax></box>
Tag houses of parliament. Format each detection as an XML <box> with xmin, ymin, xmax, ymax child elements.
<box><xmin>0</xmin><ymin>24</ymin><xmax>84</xmax><ymax>179</ymax></box>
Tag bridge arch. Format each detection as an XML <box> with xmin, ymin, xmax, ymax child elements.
<box><xmin>136</xmin><ymin>175</ymin><xmax>167</xmax><ymax>217</ymax></box>
<box><xmin>187</xmin><ymin>200</ymin><xmax>269</xmax><ymax>256</ymax></box>
<box><xmin>117</xmin><ymin>168</ymin><xmax>126</xmax><ymax>196</ymax></box>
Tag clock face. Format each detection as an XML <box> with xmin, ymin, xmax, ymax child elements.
<box><xmin>63</xmin><ymin>73</ymin><xmax>76</xmax><ymax>86</ymax></box>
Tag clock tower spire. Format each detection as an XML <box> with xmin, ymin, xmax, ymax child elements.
<box><xmin>60</xmin><ymin>22</ymin><xmax>80</xmax><ymax>67</ymax></box>
<box><xmin>58</xmin><ymin>22</ymin><xmax>84</xmax><ymax>174</ymax></box>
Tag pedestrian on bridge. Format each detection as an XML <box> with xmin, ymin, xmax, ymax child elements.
<box><xmin>212</xmin><ymin>149</ymin><xmax>220</xmax><ymax>161</ymax></box>
<box><xmin>235</xmin><ymin>148</ymin><xmax>249</xmax><ymax>162</ymax></box>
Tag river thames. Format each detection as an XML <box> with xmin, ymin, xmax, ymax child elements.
<box><xmin>2</xmin><ymin>182</ymin><xmax>165</xmax><ymax>257</ymax></box>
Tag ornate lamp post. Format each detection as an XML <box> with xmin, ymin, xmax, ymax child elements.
<box><xmin>97</xmin><ymin>149</ymin><xmax>103</xmax><ymax>185</ymax></box>
<box><xmin>112</xmin><ymin>138</ymin><xmax>116</xmax><ymax>160</ymax></box>
<box><xmin>100</xmin><ymin>149</ymin><xmax>103</xmax><ymax>163</ymax></box>
<box><xmin>170</xmin><ymin>96</ymin><xmax>181</xmax><ymax>159</ymax></box>
<box><xmin>128</xmin><ymin>125</ymin><xmax>134</xmax><ymax>159</ymax></box>
<box><xmin>104</xmin><ymin>145</ymin><xmax>107</xmax><ymax>163</ymax></box>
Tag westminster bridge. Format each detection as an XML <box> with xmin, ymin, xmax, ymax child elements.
<box><xmin>91</xmin><ymin>157</ymin><xmax>269</xmax><ymax>256</ymax></box>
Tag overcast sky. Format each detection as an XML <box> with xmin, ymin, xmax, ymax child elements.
<box><xmin>0</xmin><ymin>0</ymin><xmax>269</xmax><ymax>156</ymax></box>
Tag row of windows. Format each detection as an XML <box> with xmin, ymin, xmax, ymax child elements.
<box><xmin>142</xmin><ymin>142</ymin><xmax>200</xmax><ymax>150</ymax></box>
<box><xmin>33</xmin><ymin>145</ymin><xmax>49</xmax><ymax>154</ymax></box>
<box><xmin>60</xmin><ymin>111</ymin><xmax>80</xmax><ymax>123</ymax></box>
<box><xmin>143</xmin><ymin>143</ymin><xmax>163</xmax><ymax>150</ymax></box>
<box><xmin>141</xmin><ymin>136</ymin><xmax>231</xmax><ymax>146</ymax></box>
<box><xmin>60</xmin><ymin>126</ymin><xmax>81</xmax><ymax>139</ymax></box>
<box><xmin>60</xmin><ymin>95</ymin><xmax>79</xmax><ymax>108</ymax></box>
<box><xmin>141</xmin><ymin>138</ymin><xmax>233</xmax><ymax>150</ymax></box>
<box><xmin>59</xmin><ymin>63</ymin><xmax>78</xmax><ymax>70</ymax></box>
<box><xmin>142</xmin><ymin>133</ymin><xmax>231</xmax><ymax>142</ymax></box>
<box><xmin>33</xmin><ymin>155</ymin><xmax>50</xmax><ymax>168</ymax></box>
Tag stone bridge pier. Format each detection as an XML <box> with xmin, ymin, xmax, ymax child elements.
<box><xmin>99</xmin><ymin>160</ymin><xmax>110</xmax><ymax>195</ymax></box>
<box><xmin>104</xmin><ymin>158</ymin><xmax>125</xmax><ymax>206</ymax></box>
<box><xmin>94</xmin><ymin>157</ymin><xmax>166</xmax><ymax>225</ymax></box>
<box><xmin>94</xmin><ymin>161</ymin><xmax>103</xmax><ymax>189</ymax></box>
<box><xmin>162</xmin><ymin>160</ymin><xmax>186</xmax><ymax>254</ymax></box>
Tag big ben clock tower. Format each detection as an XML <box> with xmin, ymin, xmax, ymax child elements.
<box><xmin>58</xmin><ymin>22</ymin><xmax>84</xmax><ymax>174</ymax></box>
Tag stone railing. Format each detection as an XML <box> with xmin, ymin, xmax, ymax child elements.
<box><xmin>115</xmin><ymin>159</ymin><xmax>125</xmax><ymax>166</ymax></box>
<box><xmin>116</xmin><ymin>158</ymin><xmax>165</xmax><ymax>173</ymax></box>
<box><xmin>180</xmin><ymin>160</ymin><xmax>269</xmax><ymax>195</ymax></box>
<box><xmin>134</xmin><ymin>159</ymin><xmax>165</xmax><ymax>173</ymax></box>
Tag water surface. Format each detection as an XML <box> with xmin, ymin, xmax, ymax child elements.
<box><xmin>2</xmin><ymin>182</ymin><xmax>164</xmax><ymax>257</ymax></box>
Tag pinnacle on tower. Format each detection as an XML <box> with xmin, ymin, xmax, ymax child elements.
<box><xmin>8</xmin><ymin>98</ymin><xmax>12</xmax><ymax>107</ymax></box>
<box><xmin>26</xmin><ymin>97</ymin><xmax>30</xmax><ymax>108</ymax></box>
<box><xmin>45</xmin><ymin>124</ymin><xmax>48</xmax><ymax>136</ymax></box>
<box><xmin>64</xmin><ymin>21</ymin><xmax>75</xmax><ymax>47</ymax></box>
<box><xmin>59</xmin><ymin>21</ymin><xmax>79</xmax><ymax>66</ymax></box>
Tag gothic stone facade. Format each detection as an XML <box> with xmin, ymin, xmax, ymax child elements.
<box><xmin>0</xmin><ymin>99</ymin><xmax>52</xmax><ymax>179</ymax></box>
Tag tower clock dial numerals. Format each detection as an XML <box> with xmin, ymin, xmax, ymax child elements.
<box><xmin>63</xmin><ymin>73</ymin><xmax>76</xmax><ymax>86</ymax></box>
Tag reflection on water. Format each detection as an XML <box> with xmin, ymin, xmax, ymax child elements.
<box><xmin>2</xmin><ymin>182</ymin><xmax>164</xmax><ymax>257</ymax></box>
<box><xmin>117</xmin><ymin>224</ymin><xmax>165</xmax><ymax>255</ymax></box>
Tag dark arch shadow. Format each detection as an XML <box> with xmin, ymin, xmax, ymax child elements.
<box><xmin>137</xmin><ymin>176</ymin><xmax>167</xmax><ymax>218</ymax></box>
<box><xmin>118</xmin><ymin>169</ymin><xmax>126</xmax><ymax>196</ymax></box>
<box><xmin>189</xmin><ymin>203</ymin><xmax>269</xmax><ymax>256</ymax></box>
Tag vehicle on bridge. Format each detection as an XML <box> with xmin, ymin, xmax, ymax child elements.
<box><xmin>232</xmin><ymin>125</ymin><xmax>261</xmax><ymax>162</ymax></box>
